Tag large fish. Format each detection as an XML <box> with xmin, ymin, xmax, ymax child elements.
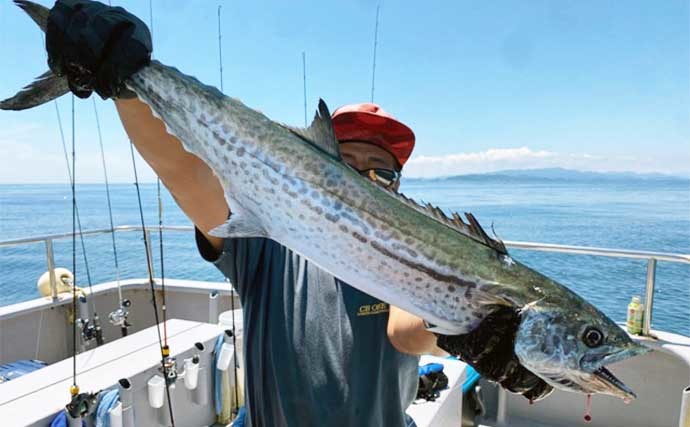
<box><xmin>3</xmin><ymin>0</ymin><xmax>649</xmax><ymax>402</ymax></box>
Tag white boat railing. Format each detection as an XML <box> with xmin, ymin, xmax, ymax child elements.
<box><xmin>1</xmin><ymin>225</ymin><xmax>689</xmax><ymax>337</ymax></box>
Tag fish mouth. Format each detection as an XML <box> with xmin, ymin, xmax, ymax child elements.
<box><xmin>581</xmin><ymin>344</ymin><xmax>650</xmax><ymax>400</ymax></box>
<box><xmin>591</xmin><ymin>365</ymin><xmax>636</xmax><ymax>399</ymax></box>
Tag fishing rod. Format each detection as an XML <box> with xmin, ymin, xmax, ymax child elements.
<box><xmin>38</xmin><ymin>27</ymin><xmax>102</xmax><ymax>348</ymax></box>
<box><xmin>302</xmin><ymin>51</ymin><xmax>307</xmax><ymax>127</ymax></box>
<box><xmin>129</xmin><ymin>143</ymin><xmax>176</xmax><ymax>426</ymax></box>
<box><xmin>147</xmin><ymin>0</ymin><xmax>170</xmax><ymax>352</ymax></box>
<box><xmin>53</xmin><ymin>100</ymin><xmax>103</xmax><ymax>348</ymax></box>
<box><xmin>92</xmin><ymin>98</ymin><xmax>131</xmax><ymax>337</ymax></box>
<box><xmin>63</xmin><ymin>94</ymin><xmax>100</xmax><ymax>424</ymax></box>
<box><xmin>126</xmin><ymin>1</ymin><xmax>176</xmax><ymax>425</ymax></box>
<box><xmin>370</xmin><ymin>3</ymin><xmax>381</xmax><ymax>103</ymax></box>
<box><xmin>218</xmin><ymin>4</ymin><xmax>241</xmax><ymax>417</ymax></box>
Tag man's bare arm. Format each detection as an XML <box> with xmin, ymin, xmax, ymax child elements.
<box><xmin>387</xmin><ymin>306</ymin><xmax>448</xmax><ymax>356</ymax></box>
<box><xmin>115</xmin><ymin>97</ymin><xmax>228</xmax><ymax>254</ymax></box>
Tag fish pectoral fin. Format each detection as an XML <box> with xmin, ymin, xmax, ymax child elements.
<box><xmin>285</xmin><ymin>99</ymin><xmax>340</xmax><ymax>160</ymax></box>
<box><xmin>208</xmin><ymin>213</ymin><xmax>267</xmax><ymax>239</ymax></box>
<box><xmin>0</xmin><ymin>70</ymin><xmax>70</xmax><ymax>111</ymax></box>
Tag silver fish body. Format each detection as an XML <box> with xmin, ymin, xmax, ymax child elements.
<box><xmin>128</xmin><ymin>61</ymin><xmax>507</xmax><ymax>335</ymax></box>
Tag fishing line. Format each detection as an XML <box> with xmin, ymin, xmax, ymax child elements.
<box><xmin>92</xmin><ymin>99</ymin><xmax>124</xmax><ymax>311</ymax></box>
<box><xmin>129</xmin><ymin>142</ymin><xmax>175</xmax><ymax>426</ymax></box>
<box><xmin>54</xmin><ymin>102</ymin><xmax>97</xmax><ymax>314</ymax></box>
<box><xmin>40</xmin><ymin>29</ymin><xmax>97</xmax><ymax>315</ymax></box>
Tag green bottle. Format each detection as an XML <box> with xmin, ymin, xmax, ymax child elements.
<box><xmin>626</xmin><ymin>296</ymin><xmax>644</xmax><ymax>335</ymax></box>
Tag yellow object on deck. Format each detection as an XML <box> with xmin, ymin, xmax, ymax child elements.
<box><xmin>36</xmin><ymin>268</ymin><xmax>83</xmax><ymax>298</ymax></box>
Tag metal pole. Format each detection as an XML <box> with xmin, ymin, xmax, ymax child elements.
<box><xmin>45</xmin><ymin>239</ymin><xmax>58</xmax><ymax>301</ymax></box>
<box><xmin>642</xmin><ymin>258</ymin><xmax>657</xmax><ymax>336</ymax></box>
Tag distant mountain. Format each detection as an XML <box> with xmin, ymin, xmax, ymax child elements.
<box><xmin>405</xmin><ymin>168</ymin><xmax>690</xmax><ymax>183</ymax></box>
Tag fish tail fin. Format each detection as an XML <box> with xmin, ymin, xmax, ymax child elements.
<box><xmin>0</xmin><ymin>1</ymin><xmax>70</xmax><ymax>111</ymax></box>
<box><xmin>15</xmin><ymin>0</ymin><xmax>50</xmax><ymax>32</ymax></box>
<box><xmin>0</xmin><ymin>70</ymin><xmax>70</xmax><ymax>111</ymax></box>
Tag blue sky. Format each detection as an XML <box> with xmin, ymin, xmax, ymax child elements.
<box><xmin>0</xmin><ymin>0</ymin><xmax>688</xmax><ymax>182</ymax></box>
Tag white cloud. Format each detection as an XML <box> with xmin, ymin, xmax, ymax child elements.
<box><xmin>403</xmin><ymin>146</ymin><xmax>690</xmax><ymax>178</ymax></box>
<box><xmin>0</xmin><ymin>121</ymin><xmax>157</xmax><ymax>183</ymax></box>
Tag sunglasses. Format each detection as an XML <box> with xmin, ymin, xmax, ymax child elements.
<box><xmin>357</xmin><ymin>168</ymin><xmax>401</xmax><ymax>189</ymax></box>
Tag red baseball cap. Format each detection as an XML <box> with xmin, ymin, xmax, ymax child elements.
<box><xmin>331</xmin><ymin>103</ymin><xmax>415</xmax><ymax>168</ymax></box>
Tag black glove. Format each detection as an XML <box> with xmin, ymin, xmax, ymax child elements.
<box><xmin>435</xmin><ymin>306</ymin><xmax>554</xmax><ymax>402</ymax></box>
<box><xmin>46</xmin><ymin>0</ymin><xmax>152</xmax><ymax>99</ymax></box>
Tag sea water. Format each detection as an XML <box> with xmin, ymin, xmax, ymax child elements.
<box><xmin>1</xmin><ymin>175</ymin><xmax>688</xmax><ymax>335</ymax></box>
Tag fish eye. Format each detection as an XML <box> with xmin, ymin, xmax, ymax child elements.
<box><xmin>582</xmin><ymin>327</ymin><xmax>604</xmax><ymax>348</ymax></box>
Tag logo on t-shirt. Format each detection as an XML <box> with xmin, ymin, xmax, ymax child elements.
<box><xmin>357</xmin><ymin>302</ymin><xmax>389</xmax><ymax>316</ymax></box>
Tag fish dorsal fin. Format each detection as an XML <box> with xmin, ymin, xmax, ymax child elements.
<box><xmin>395</xmin><ymin>191</ymin><xmax>508</xmax><ymax>255</ymax></box>
<box><xmin>286</xmin><ymin>99</ymin><xmax>340</xmax><ymax>159</ymax></box>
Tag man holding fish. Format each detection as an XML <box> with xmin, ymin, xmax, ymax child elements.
<box><xmin>2</xmin><ymin>0</ymin><xmax>649</xmax><ymax>425</ymax></box>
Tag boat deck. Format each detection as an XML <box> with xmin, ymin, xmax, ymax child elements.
<box><xmin>0</xmin><ymin>319</ymin><xmax>223</xmax><ymax>427</ymax></box>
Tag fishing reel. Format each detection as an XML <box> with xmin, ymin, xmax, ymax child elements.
<box><xmin>76</xmin><ymin>295</ymin><xmax>104</xmax><ymax>346</ymax></box>
<box><xmin>160</xmin><ymin>346</ymin><xmax>178</xmax><ymax>386</ymax></box>
<box><xmin>66</xmin><ymin>390</ymin><xmax>99</xmax><ymax>420</ymax></box>
<box><xmin>76</xmin><ymin>314</ymin><xmax>104</xmax><ymax>346</ymax></box>
<box><xmin>109</xmin><ymin>298</ymin><xmax>132</xmax><ymax>335</ymax></box>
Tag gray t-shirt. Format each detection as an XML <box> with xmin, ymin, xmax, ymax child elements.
<box><xmin>197</xmin><ymin>231</ymin><xmax>419</xmax><ymax>427</ymax></box>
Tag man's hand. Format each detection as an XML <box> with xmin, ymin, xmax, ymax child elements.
<box><xmin>46</xmin><ymin>0</ymin><xmax>152</xmax><ymax>99</ymax></box>
<box><xmin>434</xmin><ymin>306</ymin><xmax>554</xmax><ymax>402</ymax></box>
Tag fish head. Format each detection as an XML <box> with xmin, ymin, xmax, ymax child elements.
<box><xmin>513</xmin><ymin>301</ymin><xmax>650</xmax><ymax>400</ymax></box>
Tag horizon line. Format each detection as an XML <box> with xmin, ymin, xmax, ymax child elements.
<box><xmin>1</xmin><ymin>166</ymin><xmax>689</xmax><ymax>185</ymax></box>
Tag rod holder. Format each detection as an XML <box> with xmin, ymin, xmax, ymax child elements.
<box><xmin>66</xmin><ymin>412</ymin><xmax>82</xmax><ymax>427</ymax></box>
<box><xmin>192</xmin><ymin>342</ymin><xmax>208</xmax><ymax>406</ymax></box>
<box><xmin>680</xmin><ymin>386</ymin><xmax>690</xmax><ymax>427</ymax></box>
<box><xmin>209</xmin><ymin>291</ymin><xmax>219</xmax><ymax>324</ymax></box>
<box><xmin>216</xmin><ymin>330</ymin><xmax>234</xmax><ymax>371</ymax></box>
<box><xmin>184</xmin><ymin>356</ymin><xmax>200</xmax><ymax>390</ymax></box>
<box><xmin>147</xmin><ymin>375</ymin><xmax>165</xmax><ymax>409</ymax></box>
<box><xmin>108</xmin><ymin>402</ymin><xmax>123</xmax><ymax>427</ymax></box>
<box><xmin>118</xmin><ymin>378</ymin><xmax>135</xmax><ymax>427</ymax></box>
